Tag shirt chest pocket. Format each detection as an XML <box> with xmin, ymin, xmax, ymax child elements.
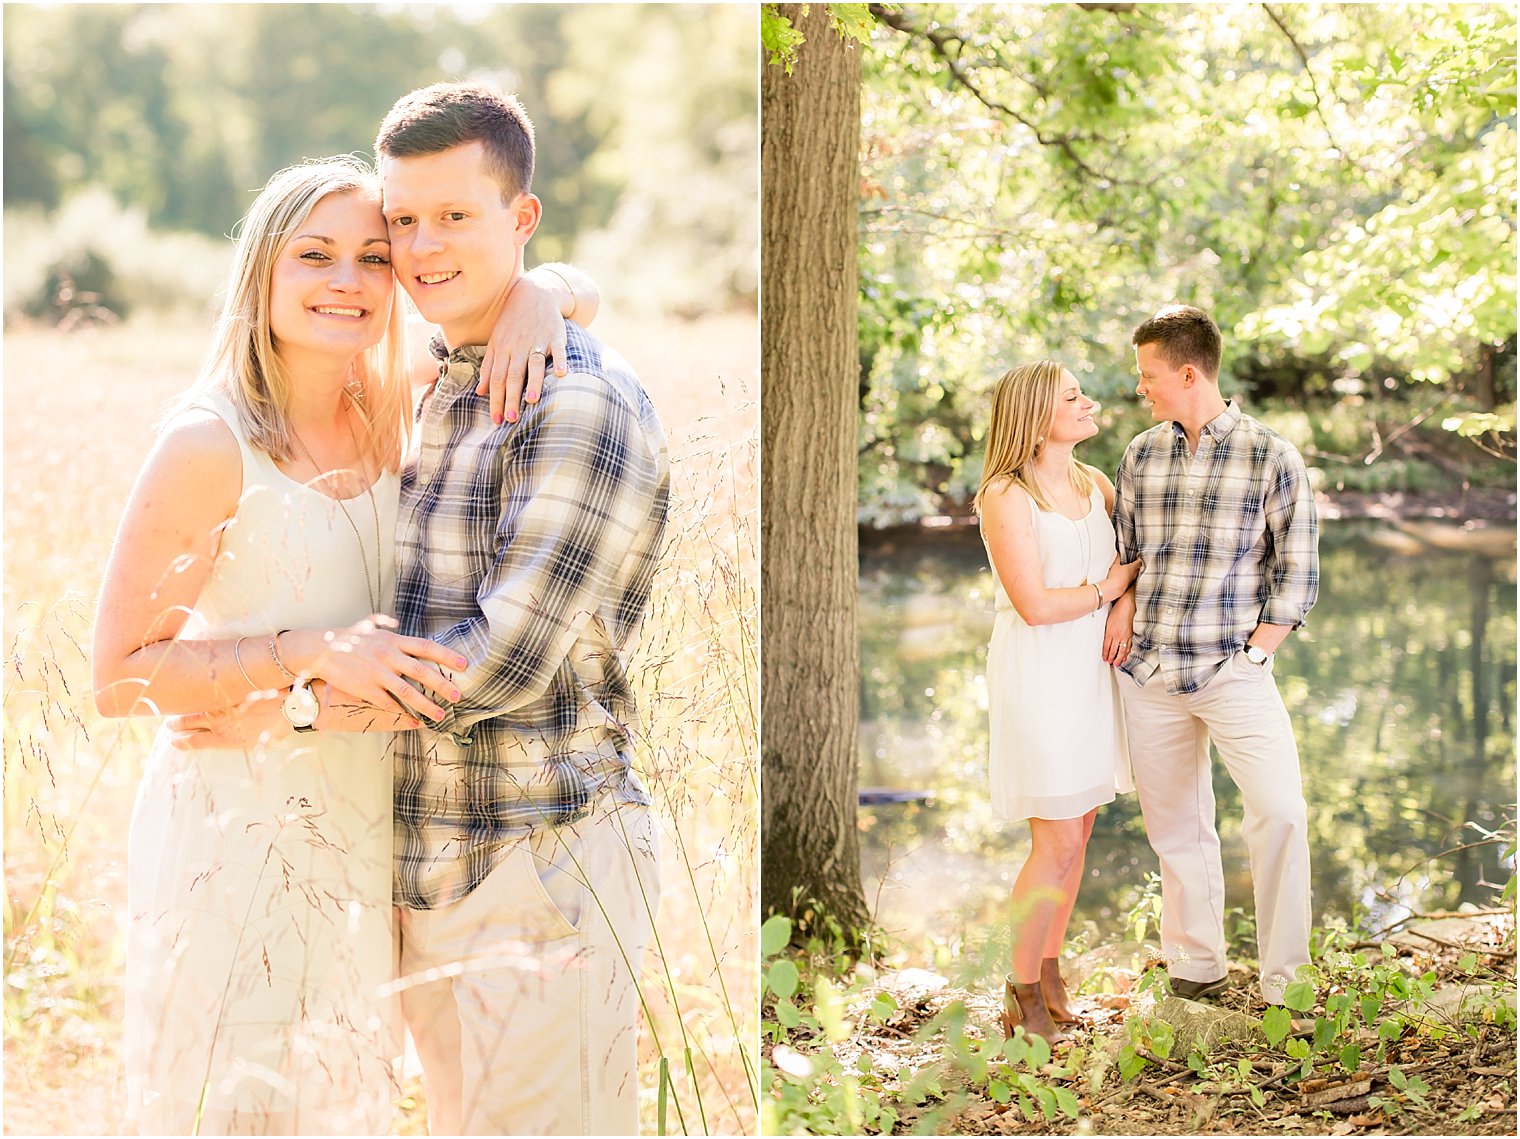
<box><xmin>1215</xmin><ymin>493</ymin><xmax>1266</xmax><ymax>561</ymax></box>
<box><xmin>424</xmin><ymin>545</ymin><xmax>484</xmax><ymax>590</ymax></box>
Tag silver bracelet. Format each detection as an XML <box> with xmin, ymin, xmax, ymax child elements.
<box><xmin>233</xmin><ymin>636</ymin><xmax>258</xmax><ymax>688</ymax></box>
<box><xmin>268</xmin><ymin>629</ymin><xmax>299</xmax><ymax>683</ymax></box>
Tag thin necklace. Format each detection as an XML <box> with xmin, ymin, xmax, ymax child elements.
<box><xmin>291</xmin><ymin>403</ymin><xmax>382</xmax><ymax>615</ymax></box>
<box><xmin>1033</xmin><ymin>465</ymin><xmax>1092</xmax><ymax>587</ymax></box>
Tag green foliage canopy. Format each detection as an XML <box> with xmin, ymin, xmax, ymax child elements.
<box><xmin>4</xmin><ymin>3</ymin><xmax>757</xmax><ymax>317</ymax></box>
<box><xmin>855</xmin><ymin>3</ymin><xmax>1517</xmax><ymax>524</ymax></box>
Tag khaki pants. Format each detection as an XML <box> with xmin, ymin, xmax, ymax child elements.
<box><xmin>1120</xmin><ymin>651</ymin><xmax>1311</xmax><ymax>1002</ymax></box>
<box><xmin>397</xmin><ymin>800</ymin><xmax>661</xmax><ymax>1135</ymax></box>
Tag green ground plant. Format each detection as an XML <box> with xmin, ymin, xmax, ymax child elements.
<box><xmin>762</xmin><ymin>834</ymin><xmax>1516</xmax><ymax>1134</ymax></box>
<box><xmin>762</xmin><ymin>912</ymin><xmax>1088</xmax><ymax>1135</ymax></box>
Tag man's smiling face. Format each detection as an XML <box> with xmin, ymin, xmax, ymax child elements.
<box><xmin>1134</xmin><ymin>341</ymin><xmax>1192</xmax><ymax>423</ymax></box>
<box><xmin>381</xmin><ymin>140</ymin><xmax>537</xmax><ymax>348</ymax></box>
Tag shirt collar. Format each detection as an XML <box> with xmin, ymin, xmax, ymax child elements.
<box><xmin>428</xmin><ymin>333</ymin><xmax>486</xmax><ymax>394</ymax></box>
<box><xmin>1170</xmin><ymin>398</ymin><xmax>1241</xmax><ymax>443</ymax></box>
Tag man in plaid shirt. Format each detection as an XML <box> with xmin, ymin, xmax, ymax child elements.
<box><xmin>1107</xmin><ymin>305</ymin><xmax>1318</xmax><ymax>1009</ymax></box>
<box><xmin>377</xmin><ymin>83</ymin><xmax>668</xmax><ymax>1135</ymax></box>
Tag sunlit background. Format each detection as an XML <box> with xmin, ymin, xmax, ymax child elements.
<box><xmin>3</xmin><ymin>4</ymin><xmax>759</xmax><ymax>1134</ymax></box>
<box><xmin>847</xmin><ymin>1</ymin><xmax>1516</xmax><ymax>977</ymax></box>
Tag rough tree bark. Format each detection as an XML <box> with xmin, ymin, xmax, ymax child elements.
<box><xmin>760</xmin><ymin>4</ymin><xmax>870</xmax><ymax>935</ymax></box>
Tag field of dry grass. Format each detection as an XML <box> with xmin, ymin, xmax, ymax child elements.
<box><xmin>2</xmin><ymin>308</ymin><xmax>759</xmax><ymax>1135</ymax></box>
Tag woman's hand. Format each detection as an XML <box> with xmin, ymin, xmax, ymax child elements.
<box><xmin>1102</xmin><ymin>589</ymin><xmax>1137</xmax><ymax>665</ymax></box>
<box><xmin>283</xmin><ymin>617</ymin><xmax>466</xmax><ymax>721</ymax></box>
<box><xmin>477</xmin><ymin>272</ymin><xmax>571</xmax><ymax>425</ymax></box>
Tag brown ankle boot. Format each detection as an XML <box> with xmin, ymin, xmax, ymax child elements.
<box><xmin>1001</xmin><ymin>975</ymin><xmax>1069</xmax><ymax>1048</ymax></box>
<box><xmin>1040</xmin><ymin>957</ymin><xmax>1080</xmax><ymax>1025</ymax></box>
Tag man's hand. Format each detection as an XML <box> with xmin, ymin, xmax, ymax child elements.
<box><xmin>168</xmin><ymin>693</ymin><xmax>290</xmax><ymax>750</ymax></box>
<box><xmin>169</xmin><ymin>682</ymin><xmax>428</xmax><ymax>748</ymax></box>
<box><xmin>290</xmin><ymin>616</ymin><xmax>462</xmax><ymax>721</ymax></box>
<box><xmin>478</xmin><ymin>271</ymin><xmax>571</xmax><ymax>426</ymax></box>
<box><xmin>1102</xmin><ymin>589</ymin><xmax>1137</xmax><ymax>665</ymax></box>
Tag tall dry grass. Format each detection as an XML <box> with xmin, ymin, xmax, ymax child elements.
<box><xmin>2</xmin><ymin>310</ymin><xmax>759</xmax><ymax>1135</ymax></box>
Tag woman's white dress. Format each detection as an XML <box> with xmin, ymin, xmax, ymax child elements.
<box><xmin>125</xmin><ymin>392</ymin><xmax>399</xmax><ymax>1135</ymax></box>
<box><xmin>985</xmin><ymin>485</ymin><xmax>1132</xmax><ymax>821</ymax></box>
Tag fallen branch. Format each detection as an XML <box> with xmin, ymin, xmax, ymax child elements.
<box><xmin>1397</xmin><ymin>928</ymin><xmax>1514</xmax><ymax>957</ymax></box>
<box><xmin>1362</xmin><ymin>905</ymin><xmax>1514</xmax><ymax>941</ymax></box>
<box><xmin>1134</xmin><ymin>1047</ymin><xmax>1190</xmax><ymax>1072</ymax></box>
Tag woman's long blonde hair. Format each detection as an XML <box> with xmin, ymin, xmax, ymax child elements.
<box><xmin>974</xmin><ymin>359</ymin><xmax>1097</xmax><ymax>514</ymax></box>
<box><xmin>173</xmin><ymin>156</ymin><xmax>408</xmax><ymax>471</ymax></box>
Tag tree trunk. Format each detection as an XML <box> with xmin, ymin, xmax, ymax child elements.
<box><xmin>760</xmin><ymin>5</ymin><xmax>869</xmax><ymax>935</ymax></box>
<box><xmin>1478</xmin><ymin>342</ymin><xmax>1496</xmax><ymax>410</ymax></box>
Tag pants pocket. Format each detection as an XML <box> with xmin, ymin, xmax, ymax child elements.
<box><xmin>522</xmin><ymin>830</ymin><xmax>584</xmax><ymax>942</ymax></box>
<box><xmin>525</xmin><ymin>802</ymin><xmax>662</xmax><ymax>948</ymax></box>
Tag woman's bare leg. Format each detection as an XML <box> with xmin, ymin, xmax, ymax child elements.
<box><xmin>1040</xmin><ymin>809</ymin><xmax>1097</xmax><ymax>958</ymax></box>
<box><xmin>1029</xmin><ymin>810</ymin><xmax>1096</xmax><ymax>1022</ymax></box>
<box><xmin>1009</xmin><ymin>814</ymin><xmax>1090</xmax><ymax>984</ymax></box>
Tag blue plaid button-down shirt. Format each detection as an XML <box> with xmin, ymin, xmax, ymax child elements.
<box><xmin>392</xmin><ymin>321</ymin><xmax>668</xmax><ymax>910</ymax></box>
<box><xmin>1113</xmin><ymin>401</ymin><xmax>1319</xmax><ymax>696</ymax></box>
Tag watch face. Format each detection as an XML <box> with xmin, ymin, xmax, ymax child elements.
<box><xmin>282</xmin><ymin>684</ymin><xmax>319</xmax><ymax>728</ymax></box>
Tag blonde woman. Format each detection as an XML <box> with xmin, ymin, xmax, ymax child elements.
<box><xmin>976</xmin><ymin>360</ymin><xmax>1138</xmax><ymax>1048</ymax></box>
<box><xmin>92</xmin><ymin>157</ymin><xmax>587</xmax><ymax>1133</ymax></box>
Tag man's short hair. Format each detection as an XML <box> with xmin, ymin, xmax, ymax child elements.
<box><xmin>375</xmin><ymin>82</ymin><xmax>535</xmax><ymax>203</ymax></box>
<box><xmin>1131</xmin><ymin>305</ymin><xmax>1223</xmax><ymax>378</ymax></box>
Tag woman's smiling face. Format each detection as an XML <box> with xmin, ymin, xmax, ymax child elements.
<box><xmin>268</xmin><ymin>188</ymin><xmax>395</xmax><ymax>366</ymax></box>
<box><xmin>1045</xmin><ymin>369</ymin><xmax>1100</xmax><ymax>444</ymax></box>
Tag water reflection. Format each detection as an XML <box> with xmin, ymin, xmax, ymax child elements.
<box><xmin>858</xmin><ymin>521</ymin><xmax>1517</xmax><ymax>960</ymax></box>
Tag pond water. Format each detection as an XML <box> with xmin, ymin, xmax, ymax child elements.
<box><xmin>857</xmin><ymin>519</ymin><xmax>1516</xmax><ymax>969</ymax></box>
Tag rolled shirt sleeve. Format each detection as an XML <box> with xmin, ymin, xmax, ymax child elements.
<box><xmin>1112</xmin><ymin>443</ymin><xmax>1139</xmax><ymax>564</ymax></box>
<box><xmin>1259</xmin><ymin>445</ymin><xmax>1320</xmax><ymax>629</ymax></box>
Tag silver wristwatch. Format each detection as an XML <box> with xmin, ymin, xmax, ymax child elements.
<box><xmin>282</xmin><ymin>680</ymin><xmax>319</xmax><ymax>732</ymax></box>
<box><xmin>1244</xmin><ymin>644</ymin><xmax>1270</xmax><ymax>667</ymax></box>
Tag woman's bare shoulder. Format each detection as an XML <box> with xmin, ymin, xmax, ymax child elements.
<box><xmin>139</xmin><ymin>406</ymin><xmax>243</xmax><ymax>498</ymax></box>
<box><xmin>980</xmin><ymin>477</ymin><xmax>1033</xmax><ymax>532</ymax></box>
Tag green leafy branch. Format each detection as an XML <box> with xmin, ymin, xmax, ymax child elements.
<box><xmin>761</xmin><ymin>4</ymin><xmax>877</xmax><ymax>74</ymax></box>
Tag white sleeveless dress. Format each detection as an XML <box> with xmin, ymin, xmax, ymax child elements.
<box><xmin>124</xmin><ymin>392</ymin><xmax>400</xmax><ymax>1135</ymax></box>
<box><xmin>985</xmin><ymin>485</ymin><xmax>1133</xmax><ymax>821</ymax></box>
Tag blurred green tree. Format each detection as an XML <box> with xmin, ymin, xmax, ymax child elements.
<box><xmin>853</xmin><ymin>3</ymin><xmax>1517</xmax><ymax>524</ymax></box>
<box><xmin>3</xmin><ymin>3</ymin><xmax>757</xmax><ymax>316</ymax></box>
